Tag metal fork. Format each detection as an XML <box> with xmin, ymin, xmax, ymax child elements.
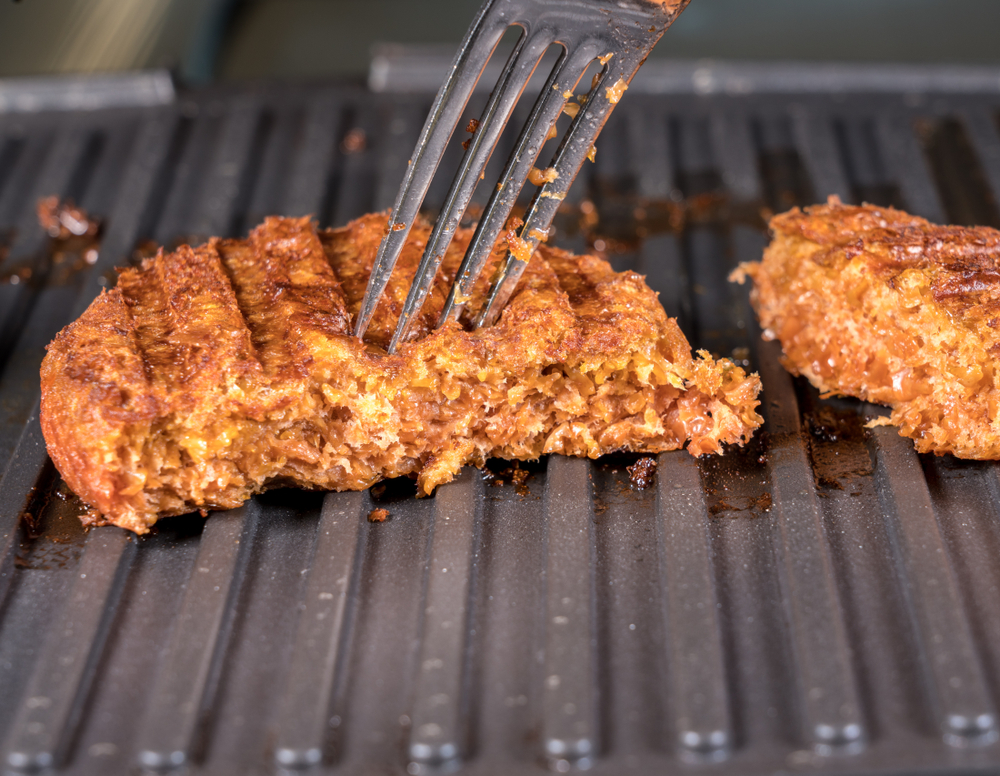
<box><xmin>354</xmin><ymin>0</ymin><xmax>691</xmax><ymax>352</ymax></box>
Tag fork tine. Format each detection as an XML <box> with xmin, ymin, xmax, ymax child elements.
<box><xmin>437</xmin><ymin>43</ymin><xmax>599</xmax><ymax>327</ymax></box>
<box><xmin>353</xmin><ymin>0</ymin><xmax>509</xmax><ymax>340</ymax></box>
<box><xmin>387</xmin><ymin>30</ymin><xmax>557</xmax><ymax>353</ymax></box>
<box><xmin>475</xmin><ymin>58</ymin><xmax>633</xmax><ymax>328</ymax></box>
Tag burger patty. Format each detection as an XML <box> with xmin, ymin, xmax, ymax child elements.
<box><xmin>41</xmin><ymin>213</ymin><xmax>762</xmax><ymax>534</ymax></box>
<box><xmin>733</xmin><ymin>195</ymin><xmax>1000</xmax><ymax>459</ymax></box>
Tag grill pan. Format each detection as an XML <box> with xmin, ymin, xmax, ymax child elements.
<box><xmin>1</xmin><ymin>66</ymin><xmax>1000</xmax><ymax>775</ymax></box>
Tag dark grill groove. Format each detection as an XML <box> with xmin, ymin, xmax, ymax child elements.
<box><xmin>917</xmin><ymin>116</ymin><xmax>1000</xmax><ymax>228</ymax></box>
<box><xmin>0</xmin><ymin>77</ymin><xmax>999</xmax><ymax>776</ymax></box>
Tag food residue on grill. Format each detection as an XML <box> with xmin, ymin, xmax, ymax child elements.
<box><xmin>368</xmin><ymin>508</ymin><xmax>390</xmax><ymax>523</ymax></box>
<box><xmin>3</xmin><ymin>197</ymin><xmax>103</xmax><ymax>287</ymax></box>
<box><xmin>707</xmin><ymin>491</ymin><xmax>773</xmax><ymax>517</ymax></box>
<box><xmin>37</xmin><ymin>196</ymin><xmax>100</xmax><ymax>239</ymax></box>
<box><xmin>534</xmin><ymin>185</ymin><xmax>768</xmax><ymax>268</ymax></box>
<box><xmin>699</xmin><ymin>433</ymin><xmax>772</xmax><ymax>518</ymax></box>
<box><xmin>626</xmin><ymin>456</ymin><xmax>657</xmax><ymax>489</ymax></box>
<box><xmin>483</xmin><ymin>462</ymin><xmax>532</xmax><ymax>496</ymax></box>
<box><xmin>341</xmin><ymin>128</ymin><xmax>367</xmax><ymax>155</ymax></box>
<box><xmin>804</xmin><ymin>403</ymin><xmax>873</xmax><ymax>493</ymax></box>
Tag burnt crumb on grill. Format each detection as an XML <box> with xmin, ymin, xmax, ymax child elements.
<box><xmin>626</xmin><ymin>456</ymin><xmax>657</xmax><ymax>489</ymax></box>
<box><xmin>485</xmin><ymin>461</ymin><xmax>532</xmax><ymax>496</ymax></box>
<box><xmin>1</xmin><ymin>198</ymin><xmax>102</xmax><ymax>288</ymax></box>
<box><xmin>368</xmin><ymin>508</ymin><xmax>390</xmax><ymax>523</ymax></box>
<box><xmin>341</xmin><ymin>128</ymin><xmax>367</xmax><ymax>154</ymax></box>
<box><xmin>1</xmin><ymin>197</ymin><xmax>103</xmax><ymax>288</ymax></box>
<box><xmin>37</xmin><ymin>196</ymin><xmax>100</xmax><ymax>239</ymax></box>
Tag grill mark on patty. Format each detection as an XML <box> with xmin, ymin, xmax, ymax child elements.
<box><xmin>120</xmin><ymin>241</ymin><xmax>262</xmax><ymax>400</ymax></box>
<box><xmin>217</xmin><ymin>217</ymin><xmax>350</xmax><ymax>379</ymax></box>
<box><xmin>118</xmin><ymin>250</ymin><xmax>178</xmax><ymax>389</ymax></box>
<box><xmin>318</xmin><ymin>217</ymin><xmax>514</xmax><ymax>349</ymax></box>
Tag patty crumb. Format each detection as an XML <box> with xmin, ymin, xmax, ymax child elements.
<box><xmin>368</xmin><ymin>508</ymin><xmax>390</xmax><ymax>523</ymax></box>
<box><xmin>627</xmin><ymin>457</ymin><xmax>657</xmax><ymax>489</ymax></box>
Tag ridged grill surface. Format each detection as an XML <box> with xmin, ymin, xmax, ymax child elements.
<box><xmin>0</xmin><ymin>77</ymin><xmax>1000</xmax><ymax>775</ymax></box>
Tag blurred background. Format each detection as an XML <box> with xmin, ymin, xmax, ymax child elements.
<box><xmin>0</xmin><ymin>0</ymin><xmax>998</xmax><ymax>86</ymax></box>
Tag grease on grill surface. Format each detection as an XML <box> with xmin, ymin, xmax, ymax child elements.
<box><xmin>16</xmin><ymin>478</ymin><xmax>91</xmax><ymax>570</ymax></box>
<box><xmin>803</xmin><ymin>401</ymin><xmax>873</xmax><ymax>494</ymax></box>
<box><xmin>708</xmin><ymin>491</ymin><xmax>773</xmax><ymax>516</ymax></box>
<box><xmin>549</xmin><ymin>187</ymin><xmax>768</xmax><ymax>267</ymax></box>
<box><xmin>701</xmin><ymin>435</ymin><xmax>773</xmax><ymax>518</ymax></box>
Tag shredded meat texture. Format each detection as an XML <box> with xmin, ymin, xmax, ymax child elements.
<box><xmin>733</xmin><ymin>195</ymin><xmax>1000</xmax><ymax>459</ymax></box>
<box><xmin>41</xmin><ymin>213</ymin><xmax>762</xmax><ymax>534</ymax></box>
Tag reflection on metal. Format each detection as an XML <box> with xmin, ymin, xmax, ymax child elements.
<box><xmin>0</xmin><ymin>71</ymin><xmax>174</xmax><ymax>113</ymax></box>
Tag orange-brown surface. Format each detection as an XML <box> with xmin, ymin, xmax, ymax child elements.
<box><xmin>42</xmin><ymin>213</ymin><xmax>762</xmax><ymax>533</ymax></box>
<box><xmin>734</xmin><ymin>195</ymin><xmax>1000</xmax><ymax>458</ymax></box>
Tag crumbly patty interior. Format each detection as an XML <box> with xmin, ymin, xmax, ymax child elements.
<box><xmin>42</xmin><ymin>214</ymin><xmax>762</xmax><ymax>533</ymax></box>
<box><xmin>733</xmin><ymin>196</ymin><xmax>1000</xmax><ymax>459</ymax></box>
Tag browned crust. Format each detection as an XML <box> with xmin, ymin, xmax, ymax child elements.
<box><xmin>42</xmin><ymin>213</ymin><xmax>762</xmax><ymax>533</ymax></box>
<box><xmin>733</xmin><ymin>195</ymin><xmax>1000</xmax><ymax>458</ymax></box>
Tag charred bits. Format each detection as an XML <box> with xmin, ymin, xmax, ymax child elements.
<box><xmin>483</xmin><ymin>460</ymin><xmax>532</xmax><ymax>496</ymax></box>
<box><xmin>627</xmin><ymin>456</ymin><xmax>657</xmax><ymax>489</ymax></box>
<box><xmin>4</xmin><ymin>196</ymin><xmax>103</xmax><ymax>287</ymax></box>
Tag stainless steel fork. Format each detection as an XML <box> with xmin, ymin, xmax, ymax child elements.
<box><xmin>354</xmin><ymin>0</ymin><xmax>691</xmax><ymax>352</ymax></box>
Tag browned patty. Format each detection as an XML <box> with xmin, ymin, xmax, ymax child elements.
<box><xmin>733</xmin><ymin>195</ymin><xmax>1000</xmax><ymax>458</ymax></box>
<box><xmin>41</xmin><ymin>213</ymin><xmax>763</xmax><ymax>533</ymax></box>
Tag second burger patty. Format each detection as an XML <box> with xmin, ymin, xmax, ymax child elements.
<box><xmin>734</xmin><ymin>195</ymin><xmax>1000</xmax><ymax>459</ymax></box>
